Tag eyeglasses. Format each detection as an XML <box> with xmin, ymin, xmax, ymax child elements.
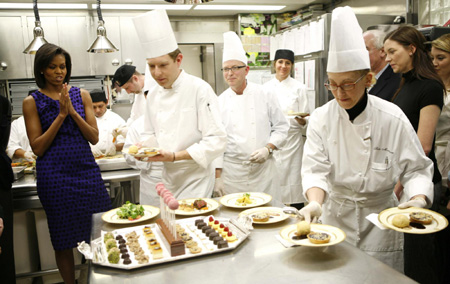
<box><xmin>221</xmin><ymin>65</ymin><xmax>246</xmax><ymax>73</ymax></box>
<box><xmin>324</xmin><ymin>74</ymin><xmax>366</xmax><ymax>91</ymax></box>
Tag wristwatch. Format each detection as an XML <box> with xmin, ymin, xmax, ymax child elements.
<box><xmin>265</xmin><ymin>146</ymin><xmax>273</xmax><ymax>155</ymax></box>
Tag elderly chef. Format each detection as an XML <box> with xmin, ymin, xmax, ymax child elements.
<box><xmin>131</xmin><ymin>9</ymin><xmax>227</xmax><ymax>199</ymax></box>
<box><xmin>89</xmin><ymin>89</ymin><xmax>126</xmax><ymax>157</ymax></box>
<box><xmin>299</xmin><ymin>6</ymin><xmax>434</xmax><ymax>272</ymax></box>
<box><xmin>6</xmin><ymin>115</ymin><xmax>36</xmax><ymax>162</ymax></box>
<box><xmin>263</xmin><ymin>49</ymin><xmax>309</xmax><ymax>207</ymax></box>
<box><xmin>213</xmin><ymin>32</ymin><xmax>289</xmax><ymax>201</ymax></box>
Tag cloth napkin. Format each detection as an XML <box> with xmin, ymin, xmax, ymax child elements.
<box><xmin>366</xmin><ymin>213</ymin><xmax>387</xmax><ymax>230</ymax></box>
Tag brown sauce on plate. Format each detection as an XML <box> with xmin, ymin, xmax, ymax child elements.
<box><xmin>292</xmin><ymin>235</ymin><xmax>307</xmax><ymax>240</ymax></box>
<box><xmin>410</xmin><ymin>222</ymin><xmax>425</xmax><ymax>229</ymax></box>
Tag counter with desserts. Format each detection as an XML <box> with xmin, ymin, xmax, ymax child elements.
<box><xmin>87</xmin><ymin>197</ymin><xmax>416</xmax><ymax>284</ymax></box>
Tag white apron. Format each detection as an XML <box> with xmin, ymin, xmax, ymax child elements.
<box><xmin>221</xmin><ymin>156</ymin><xmax>281</xmax><ymax>201</ymax></box>
<box><xmin>139</xmin><ymin>163</ymin><xmax>163</xmax><ymax>206</ymax></box>
<box><xmin>323</xmin><ymin>188</ymin><xmax>404</xmax><ymax>272</ymax></box>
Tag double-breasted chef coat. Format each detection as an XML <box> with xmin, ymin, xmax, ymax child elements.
<box><xmin>214</xmin><ymin>81</ymin><xmax>289</xmax><ymax>201</ymax></box>
<box><xmin>264</xmin><ymin>77</ymin><xmax>310</xmax><ymax>204</ymax></box>
<box><xmin>142</xmin><ymin>70</ymin><xmax>227</xmax><ymax>199</ymax></box>
<box><xmin>302</xmin><ymin>94</ymin><xmax>434</xmax><ymax>272</ymax></box>
<box><xmin>6</xmin><ymin>116</ymin><xmax>32</xmax><ymax>161</ymax></box>
<box><xmin>124</xmin><ymin>116</ymin><xmax>163</xmax><ymax>206</ymax></box>
<box><xmin>93</xmin><ymin>109</ymin><xmax>126</xmax><ymax>152</ymax></box>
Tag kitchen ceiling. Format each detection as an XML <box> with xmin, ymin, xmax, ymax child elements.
<box><xmin>0</xmin><ymin>0</ymin><xmax>326</xmax><ymax>16</ymax></box>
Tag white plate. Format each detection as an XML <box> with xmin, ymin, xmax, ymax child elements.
<box><xmin>279</xmin><ymin>223</ymin><xmax>346</xmax><ymax>247</ymax></box>
<box><xmin>287</xmin><ymin>112</ymin><xmax>309</xmax><ymax>117</ymax></box>
<box><xmin>102</xmin><ymin>205</ymin><xmax>160</xmax><ymax>224</ymax></box>
<box><xmin>175</xmin><ymin>198</ymin><xmax>220</xmax><ymax>216</ymax></box>
<box><xmin>219</xmin><ymin>192</ymin><xmax>272</xmax><ymax>209</ymax></box>
<box><xmin>122</xmin><ymin>147</ymin><xmax>160</xmax><ymax>158</ymax></box>
<box><xmin>239</xmin><ymin>207</ymin><xmax>289</xmax><ymax>224</ymax></box>
<box><xmin>378</xmin><ymin>207</ymin><xmax>448</xmax><ymax>234</ymax></box>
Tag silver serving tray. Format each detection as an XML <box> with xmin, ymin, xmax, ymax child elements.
<box><xmin>91</xmin><ymin>216</ymin><xmax>250</xmax><ymax>270</ymax></box>
<box><xmin>12</xmin><ymin>166</ymin><xmax>26</xmax><ymax>180</ymax></box>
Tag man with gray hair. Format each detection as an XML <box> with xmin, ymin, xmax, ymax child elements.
<box><xmin>363</xmin><ymin>29</ymin><xmax>401</xmax><ymax>101</ymax></box>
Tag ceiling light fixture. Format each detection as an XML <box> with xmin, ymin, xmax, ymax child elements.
<box><xmin>0</xmin><ymin>3</ymin><xmax>88</xmax><ymax>9</ymax></box>
<box><xmin>194</xmin><ymin>5</ymin><xmax>286</xmax><ymax>11</ymax></box>
<box><xmin>87</xmin><ymin>0</ymin><xmax>118</xmax><ymax>53</ymax></box>
<box><xmin>23</xmin><ymin>0</ymin><xmax>48</xmax><ymax>54</ymax></box>
<box><xmin>97</xmin><ymin>4</ymin><xmax>193</xmax><ymax>10</ymax></box>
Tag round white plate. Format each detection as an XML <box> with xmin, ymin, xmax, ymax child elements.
<box><xmin>239</xmin><ymin>207</ymin><xmax>289</xmax><ymax>224</ymax></box>
<box><xmin>287</xmin><ymin>112</ymin><xmax>309</xmax><ymax>117</ymax></box>
<box><xmin>101</xmin><ymin>205</ymin><xmax>160</xmax><ymax>224</ymax></box>
<box><xmin>122</xmin><ymin>147</ymin><xmax>160</xmax><ymax>158</ymax></box>
<box><xmin>219</xmin><ymin>192</ymin><xmax>272</xmax><ymax>209</ymax></box>
<box><xmin>280</xmin><ymin>223</ymin><xmax>346</xmax><ymax>247</ymax></box>
<box><xmin>378</xmin><ymin>207</ymin><xmax>448</xmax><ymax>234</ymax></box>
<box><xmin>175</xmin><ymin>198</ymin><xmax>220</xmax><ymax>216</ymax></box>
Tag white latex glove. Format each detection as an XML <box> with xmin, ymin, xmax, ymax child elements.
<box><xmin>299</xmin><ymin>201</ymin><xmax>322</xmax><ymax>223</ymax></box>
<box><xmin>249</xmin><ymin>147</ymin><xmax>270</xmax><ymax>163</ymax></box>
<box><xmin>398</xmin><ymin>197</ymin><xmax>427</xmax><ymax>209</ymax></box>
<box><xmin>105</xmin><ymin>142</ymin><xmax>117</xmax><ymax>156</ymax></box>
<box><xmin>112</xmin><ymin>126</ymin><xmax>128</xmax><ymax>138</ymax></box>
<box><xmin>91</xmin><ymin>144</ymin><xmax>104</xmax><ymax>158</ymax></box>
<box><xmin>24</xmin><ymin>151</ymin><xmax>37</xmax><ymax>162</ymax></box>
<box><xmin>213</xmin><ymin>178</ymin><xmax>224</xmax><ymax>197</ymax></box>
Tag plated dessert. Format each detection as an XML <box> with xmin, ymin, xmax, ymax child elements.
<box><xmin>280</xmin><ymin>222</ymin><xmax>345</xmax><ymax>247</ymax></box>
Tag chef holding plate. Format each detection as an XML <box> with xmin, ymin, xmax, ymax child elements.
<box><xmin>299</xmin><ymin>6</ymin><xmax>434</xmax><ymax>272</ymax></box>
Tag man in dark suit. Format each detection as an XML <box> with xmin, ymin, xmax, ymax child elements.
<box><xmin>364</xmin><ymin>30</ymin><xmax>401</xmax><ymax>101</ymax></box>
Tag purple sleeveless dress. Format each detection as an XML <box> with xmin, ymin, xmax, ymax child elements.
<box><xmin>31</xmin><ymin>87</ymin><xmax>111</xmax><ymax>250</ymax></box>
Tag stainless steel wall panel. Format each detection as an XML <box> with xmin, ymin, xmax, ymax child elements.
<box><xmin>118</xmin><ymin>16</ymin><xmax>146</xmax><ymax>73</ymax></box>
<box><xmin>0</xmin><ymin>17</ymin><xmax>28</xmax><ymax>79</ymax></box>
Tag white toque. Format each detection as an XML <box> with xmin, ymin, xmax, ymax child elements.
<box><xmin>222</xmin><ymin>31</ymin><xmax>247</xmax><ymax>65</ymax></box>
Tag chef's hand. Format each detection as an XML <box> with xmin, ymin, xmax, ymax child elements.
<box><xmin>398</xmin><ymin>196</ymin><xmax>427</xmax><ymax>209</ymax></box>
<box><xmin>213</xmin><ymin>178</ymin><xmax>224</xmax><ymax>197</ymax></box>
<box><xmin>105</xmin><ymin>141</ymin><xmax>117</xmax><ymax>156</ymax></box>
<box><xmin>294</xmin><ymin>116</ymin><xmax>307</xmax><ymax>126</ymax></box>
<box><xmin>112</xmin><ymin>126</ymin><xmax>128</xmax><ymax>139</ymax></box>
<box><xmin>299</xmin><ymin>201</ymin><xmax>322</xmax><ymax>223</ymax></box>
<box><xmin>138</xmin><ymin>149</ymin><xmax>173</xmax><ymax>162</ymax></box>
<box><xmin>90</xmin><ymin>144</ymin><xmax>104</xmax><ymax>158</ymax></box>
<box><xmin>249</xmin><ymin>147</ymin><xmax>270</xmax><ymax>163</ymax></box>
<box><xmin>24</xmin><ymin>151</ymin><xmax>37</xmax><ymax>162</ymax></box>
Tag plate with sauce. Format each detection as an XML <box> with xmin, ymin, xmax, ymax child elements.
<box><xmin>239</xmin><ymin>207</ymin><xmax>289</xmax><ymax>224</ymax></box>
<box><xmin>378</xmin><ymin>207</ymin><xmax>448</xmax><ymax>234</ymax></box>
<box><xmin>219</xmin><ymin>192</ymin><xmax>272</xmax><ymax>209</ymax></box>
<box><xmin>279</xmin><ymin>223</ymin><xmax>346</xmax><ymax>247</ymax></box>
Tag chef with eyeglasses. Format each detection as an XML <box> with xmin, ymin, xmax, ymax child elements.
<box><xmin>213</xmin><ymin>31</ymin><xmax>289</xmax><ymax>201</ymax></box>
<box><xmin>299</xmin><ymin>6</ymin><xmax>434</xmax><ymax>272</ymax></box>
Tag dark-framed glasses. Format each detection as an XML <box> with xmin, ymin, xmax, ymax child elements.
<box><xmin>221</xmin><ymin>65</ymin><xmax>246</xmax><ymax>73</ymax></box>
<box><xmin>324</xmin><ymin>74</ymin><xmax>366</xmax><ymax>91</ymax></box>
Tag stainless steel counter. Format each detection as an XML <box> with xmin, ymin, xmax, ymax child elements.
<box><xmin>88</xmin><ymin>200</ymin><xmax>416</xmax><ymax>284</ymax></box>
<box><xmin>12</xmin><ymin>169</ymin><xmax>140</xmax><ymax>210</ymax></box>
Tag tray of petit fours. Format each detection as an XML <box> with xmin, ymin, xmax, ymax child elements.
<box><xmin>91</xmin><ymin>215</ymin><xmax>250</xmax><ymax>269</ymax></box>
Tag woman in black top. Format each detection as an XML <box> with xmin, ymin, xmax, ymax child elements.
<box><xmin>384</xmin><ymin>26</ymin><xmax>446</xmax><ymax>284</ymax></box>
<box><xmin>0</xmin><ymin>94</ymin><xmax>16</xmax><ymax>283</ymax></box>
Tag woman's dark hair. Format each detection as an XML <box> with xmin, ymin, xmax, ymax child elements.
<box><xmin>384</xmin><ymin>26</ymin><xmax>445</xmax><ymax>100</ymax></box>
<box><xmin>34</xmin><ymin>43</ymin><xmax>72</xmax><ymax>89</ymax></box>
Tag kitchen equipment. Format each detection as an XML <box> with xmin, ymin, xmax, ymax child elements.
<box><xmin>12</xmin><ymin>166</ymin><xmax>26</xmax><ymax>180</ymax></box>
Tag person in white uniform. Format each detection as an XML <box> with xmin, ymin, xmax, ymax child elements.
<box><xmin>6</xmin><ymin>116</ymin><xmax>36</xmax><ymax>163</ymax></box>
<box><xmin>132</xmin><ymin>9</ymin><xmax>227</xmax><ymax>199</ymax></box>
<box><xmin>213</xmin><ymin>32</ymin><xmax>289</xmax><ymax>201</ymax></box>
<box><xmin>124</xmin><ymin>116</ymin><xmax>163</xmax><ymax>206</ymax></box>
<box><xmin>263</xmin><ymin>49</ymin><xmax>309</xmax><ymax>206</ymax></box>
<box><xmin>299</xmin><ymin>6</ymin><xmax>434</xmax><ymax>272</ymax></box>
<box><xmin>89</xmin><ymin>90</ymin><xmax>126</xmax><ymax>157</ymax></box>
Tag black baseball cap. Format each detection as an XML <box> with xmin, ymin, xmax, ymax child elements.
<box><xmin>113</xmin><ymin>65</ymin><xmax>136</xmax><ymax>87</ymax></box>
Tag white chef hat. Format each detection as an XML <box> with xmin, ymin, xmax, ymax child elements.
<box><xmin>222</xmin><ymin>31</ymin><xmax>247</xmax><ymax>65</ymax></box>
<box><xmin>132</xmin><ymin>9</ymin><xmax>178</xmax><ymax>59</ymax></box>
<box><xmin>327</xmin><ymin>6</ymin><xmax>370</xmax><ymax>72</ymax></box>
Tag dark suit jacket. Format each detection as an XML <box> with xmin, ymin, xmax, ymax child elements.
<box><xmin>369</xmin><ymin>64</ymin><xmax>402</xmax><ymax>102</ymax></box>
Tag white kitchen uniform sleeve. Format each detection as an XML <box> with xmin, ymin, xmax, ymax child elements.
<box><xmin>6</xmin><ymin>116</ymin><xmax>32</xmax><ymax>159</ymax></box>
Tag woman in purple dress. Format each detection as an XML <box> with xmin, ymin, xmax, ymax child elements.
<box><xmin>22</xmin><ymin>43</ymin><xmax>111</xmax><ymax>284</ymax></box>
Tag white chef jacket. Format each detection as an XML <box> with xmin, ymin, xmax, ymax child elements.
<box><xmin>435</xmin><ymin>92</ymin><xmax>450</xmax><ymax>187</ymax></box>
<box><xmin>302</xmin><ymin>94</ymin><xmax>434</xmax><ymax>271</ymax></box>
<box><xmin>142</xmin><ymin>70</ymin><xmax>227</xmax><ymax>199</ymax></box>
<box><xmin>264</xmin><ymin>77</ymin><xmax>310</xmax><ymax>203</ymax></box>
<box><xmin>127</xmin><ymin>91</ymin><xmax>146</xmax><ymax>127</ymax></box>
<box><xmin>6</xmin><ymin>116</ymin><xmax>32</xmax><ymax>160</ymax></box>
<box><xmin>215</xmin><ymin>81</ymin><xmax>289</xmax><ymax>201</ymax></box>
<box><xmin>92</xmin><ymin>109</ymin><xmax>126</xmax><ymax>152</ymax></box>
<box><xmin>124</xmin><ymin>116</ymin><xmax>163</xmax><ymax>206</ymax></box>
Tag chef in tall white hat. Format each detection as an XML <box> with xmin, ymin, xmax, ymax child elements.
<box><xmin>299</xmin><ymin>6</ymin><xmax>433</xmax><ymax>271</ymax></box>
<box><xmin>213</xmin><ymin>31</ymin><xmax>288</xmax><ymax>201</ymax></box>
<box><xmin>131</xmin><ymin>9</ymin><xmax>227</xmax><ymax>200</ymax></box>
